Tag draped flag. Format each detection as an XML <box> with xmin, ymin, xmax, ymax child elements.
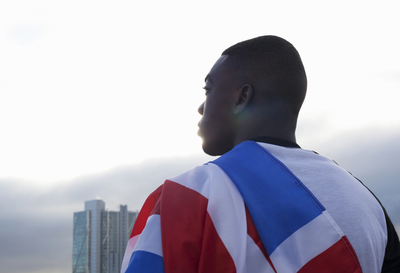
<box><xmin>121</xmin><ymin>141</ymin><xmax>362</xmax><ymax>273</ymax></box>
<box><xmin>121</xmin><ymin>185</ymin><xmax>164</xmax><ymax>273</ymax></box>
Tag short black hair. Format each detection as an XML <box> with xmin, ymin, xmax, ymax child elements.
<box><xmin>222</xmin><ymin>35</ymin><xmax>307</xmax><ymax>113</ymax></box>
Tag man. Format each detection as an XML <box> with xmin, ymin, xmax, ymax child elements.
<box><xmin>121</xmin><ymin>36</ymin><xmax>400</xmax><ymax>272</ymax></box>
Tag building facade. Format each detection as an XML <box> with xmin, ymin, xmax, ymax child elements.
<box><xmin>73</xmin><ymin>200</ymin><xmax>138</xmax><ymax>273</ymax></box>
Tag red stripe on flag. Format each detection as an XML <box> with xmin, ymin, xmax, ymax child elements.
<box><xmin>130</xmin><ymin>185</ymin><xmax>163</xmax><ymax>238</ymax></box>
<box><xmin>198</xmin><ymin>213</ymin><xmax>237</xmax><ymax>273</ymax></box>
<box><xmin>161</xmin><ymin>180</ymin><xmax>236</xmax><ymax>273</ymax></box>
<box><xmin>245</xmin><ymin>205</ymin><xmax>277</xmax><ymax>272</ymax></box>
<box><xmin>149</xmin><ymin>194</ymin><xmax>161</xmax><ymax>216</ymax></box>
<box><xmin>298</xmin><ymin>236</ymin><xmax>362</xmax><ymax>273</ymax></box>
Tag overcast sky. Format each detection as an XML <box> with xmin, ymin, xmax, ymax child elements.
<box><xmin>0</xmin><ymin>1</ymin><xmax>399</xmax><ymax>273</ymax></box>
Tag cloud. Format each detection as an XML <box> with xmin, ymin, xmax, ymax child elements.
<box><xmin>0</xmin><ymin>153</ymin><xmax>213</xmax><ymax>273</ymax></box>
<box><xmin>378</xmin><ymin>68</ymin><xmax>400</xmax><ymax>83</ymax></box>
<box><xmin>7</xmin><ymin>24</ymin><xmax>46</xmax><ymax>45</ymax></box>
<box><xmin>0</xmin><ymin>214</ymin><xmax>71</xmax><ymax>273</ymax></box>
<box><xmin>1</xmin><ymin>128</ymin><xmax>400</xmax><ymax>273</ymax></box>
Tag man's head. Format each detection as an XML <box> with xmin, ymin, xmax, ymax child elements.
<box><xmin>197</xmin><ymin>35</ymin><xmax>307</xmax><ymax>156</ymax></box>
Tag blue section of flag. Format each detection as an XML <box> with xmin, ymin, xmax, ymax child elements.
<box><xmin>126</xmin><ymin>250</ymin><xmax>165</xmax><ymax>273</ymax></box>
<box><xmin>213</xmin><ymin>141</ymin><xmax>325</xmax><ymax>255</ymax></box>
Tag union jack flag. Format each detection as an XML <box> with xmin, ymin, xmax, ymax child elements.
<box><xmin>121</xmin><ymin>141</ymin><xmax>362</xmax><ymax>273</ymax></box>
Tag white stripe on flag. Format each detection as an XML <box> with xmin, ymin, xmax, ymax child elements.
<box><xmin>270</xmin><ymin>212</ymin><xmax>341</xmax><ymax>273</ymax></box>
<box><xmin>120</xmin><ymin>235</ymin><xmax>139</xmax><ymax>273</ymax></box>
<box><xmin>206</xmin><ymin>163</ymin><xmax>248</xmax><ymax>273</ymax></box>
<box><xmin>171</xmin><ymin>164</ymin><xmax>249</xmax><ymax>272</ymax></box>
<box><xmin>246</xmin><ymin>234</ymin><xmax>275</xmax><ymax>273</ymax></box>
<box><xmin>170</xmin><ymin>165</ymin><xmax>212</xmax><ymax>199</ymax></box>
<box><xmin>133</xmin><ymin>214</ymin><xmax>163</xmax><ymax>257</ymax></box>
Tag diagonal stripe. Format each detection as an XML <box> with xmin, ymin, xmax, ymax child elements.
<box><xmin>270</xmin><ymin>212</ymin><xmax>341</xmax><ymax>272</ymax></box>
<box><xmin>168</xmin><ymin>165</ymin><xmax>212</xmax><ymax>199</ymax></box>
<box><xmin>134</xmin><ymin>215</ymin><xmax>163</xmax><ymax>257</ymax></box>
<box><xmin>202</xmin><ymin>163</ymin><xmax>247</xmax><ymax>272</ymax></box>
<box><xmin>298</xmin><ymin>236</ymin><xmax>362</xmax><ymax>273</ymax></box>
<box><xmin>130</xmin><ymin>185</ymin><xmax>163</xmax><ymax>238</ymax></box>
<box><xmin>198</xmin><ymin>213</ymin><xmax>237</xmax><ymax>273</ymax></box>
<box><xmin>213</xmin><ymin>141</ymin><xmax>325</xmax><ymax>254</ymax></box>
<box><xmin>246</xmin><ymin>234</ymin><xmax>276</xmax><ymax>273</ymax></box>
<box><xmin>121</xmin><ymin>235</ymin><xmax>139</xmax><ymax>273</ymax></box>
<box><xmin>161</xmin><ymin>180</ymin><xmax>236</xmax><ymax>273</ymax></box>
<box><xmin>122</xmin><ymin>186</ymin><xmax>163</xmax><ymax>273</ymax></box>
<box><xmin>161</xmin><ymin>180</ymin><xmax>208</xmax><ymax>272</ymax></box>
<box><xmin>169</xmin><ymin>164</ymin><xmax>248</xmax><ymax>272</ymax></box>
<box><xmin>245</xmin><ymin>205</ymin><xmax>276</xmax><ymax>272</ymax></box>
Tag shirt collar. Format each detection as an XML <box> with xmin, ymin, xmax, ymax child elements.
<box><xmin>250</xmin><ymin>136</ymin><xmax>301</xmax><ymax>148</ymax></box>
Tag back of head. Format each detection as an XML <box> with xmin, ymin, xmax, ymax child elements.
<box><xmin>222</xmin><ymin>35</ymin><xmax>307</xmax><ymax>117</ymax></box>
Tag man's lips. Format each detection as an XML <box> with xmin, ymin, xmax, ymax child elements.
<box><xmin>197</xmin><ymin>121</ymin><xmax>202</xmax><ymax>136</ymax></box>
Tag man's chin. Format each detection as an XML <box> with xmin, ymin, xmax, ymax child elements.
<box><xmin>201</xmin><ymin>143</ymin><xmax>224</xmax><ymax>157</ymax></box>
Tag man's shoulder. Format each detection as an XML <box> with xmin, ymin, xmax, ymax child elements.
<box><xmin>165</xmin><ymin>161</ymin><xmax>231</xmax><ymax>197</ymax></box>
<box><xmin>164</xmin><ymin>141</ymin><xmax>310</xmax><ymax>189</ymax></box>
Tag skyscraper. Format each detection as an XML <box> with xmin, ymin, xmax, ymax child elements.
<box><xmin>72</xmin><ymin>210</ymin><xmax>90</xmax><ymax>273</ymax></box>
<box><xmin>73</xmin><ymin>200</ymin><xmax>138</xmax><ymax>273</ymax></box>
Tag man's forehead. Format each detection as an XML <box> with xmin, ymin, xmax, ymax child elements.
<box><xmin>213</xmin><ymin>55</ymin><xmax>229</xmax><ymax>67</ymax></box>
<box><xmin>205</xmin><ymin>55</ymin><xmax>229</xmax><ymax>82</ymax></box>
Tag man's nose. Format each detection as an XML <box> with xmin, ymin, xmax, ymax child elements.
<box><xmin>198</xmin><ymin>102</ymin><xmax>204</xmax><ymax>115</ymax></box>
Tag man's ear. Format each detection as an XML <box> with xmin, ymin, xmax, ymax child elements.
<box><xmin>234</xmin><ymin>84</ymin><xmax>253</xmax><ymax>114</ymax></box>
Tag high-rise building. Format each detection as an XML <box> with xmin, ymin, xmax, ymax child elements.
<box><xmin>73</xmin><ymin>200</ymin><xmax>138</xmax><ymax>273</ymax></box>
<box><xmin>72</xmin><ymin>210</ymin><xmax>90</xmax><ymax>273</ymax></box>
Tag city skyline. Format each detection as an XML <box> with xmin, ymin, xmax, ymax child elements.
<box><xmin>73</xmin><ymin>200</ymin><xmax>138</xmax><ymax>273</ymax></box>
